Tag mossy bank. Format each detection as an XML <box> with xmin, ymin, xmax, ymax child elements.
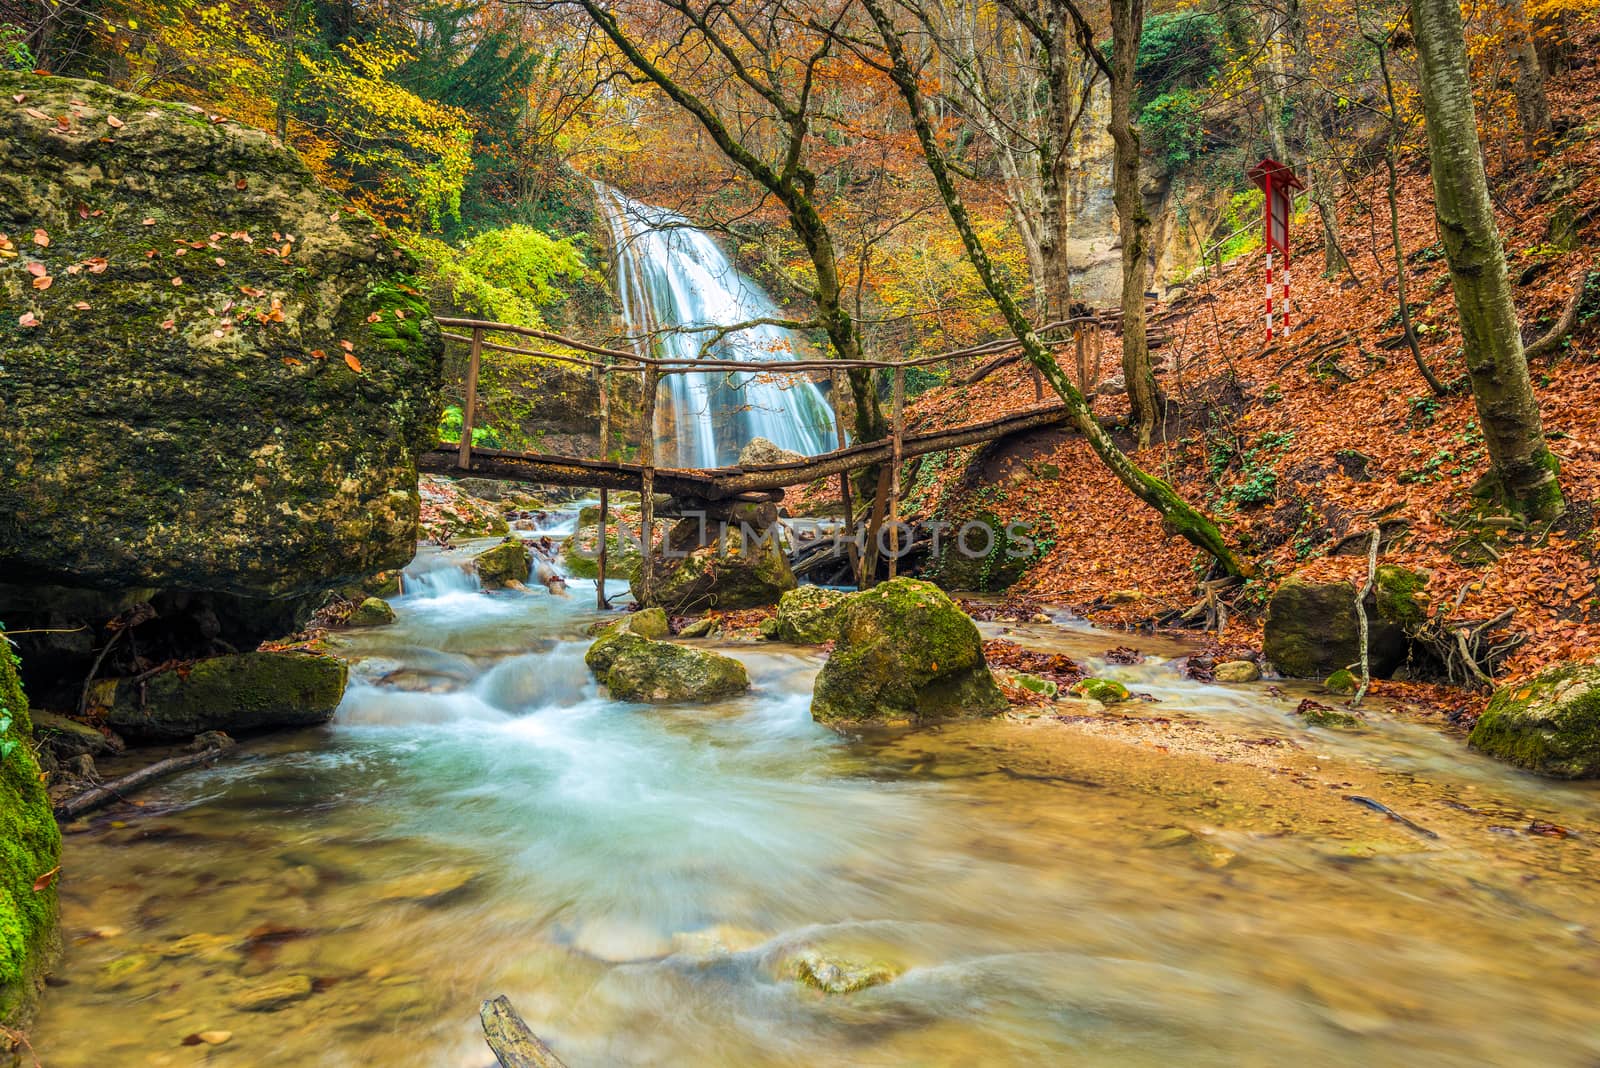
<box><xmin>0</xmin><ymin>644</ymin><xmax>61</xmax><ymax>1029</ymax></box>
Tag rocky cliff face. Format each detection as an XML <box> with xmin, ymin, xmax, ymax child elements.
<box><xmin>0</xmin><ymin>73</ymin><xmax>442</xmax><ymax>598</ymax></box>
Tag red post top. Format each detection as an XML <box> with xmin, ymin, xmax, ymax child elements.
<box><xmin>1248</xmin><ymin>158</ymin><xmax>1303</xmax><ymax>258</ymax></box>
<box><xmin>1247</xmin><ymin>157</ymin><xmax>1304</xmax><ymax>196</ymax></box>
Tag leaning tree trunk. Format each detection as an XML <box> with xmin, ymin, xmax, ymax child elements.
<box><xmin>1108</xmin><ymin>0</ymin><xmax>1158</xmax><ymax>448</ymax></box>
<box><xmin>1410</xmin><ymin>0</ymin><xmax>1564</xmax><ymax>519</ymax></box>
<box><xmin>865</xmin><ymin>0</ymin><xmax>1247</xmax><ymax>578</ymax></box>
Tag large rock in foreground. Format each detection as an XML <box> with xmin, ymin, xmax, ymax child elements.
<box><xmin>0</xmin><ymin>72</ymin><xmax>442</xmax><ymax>597</ymax></box>
<box><xmin>106</xmin><ymin>651</ymin><xmax>347</xmax><ymax>739</ymax></box>
<box><xmin>0</xmin><ymin>647</ymin><xmax>62</xmax><ymax>1028</ymax></box>
<box><xmin>1263</xmin><ymin>566</ymin><xmax>1426</xmax><ymax>678</ymax></box>
<box><xmin>812</xmin><ymin>578</ymin><xmax>1005</xmax><ymax>727</ymax></box>
<box><xmin>1469</xmin><ymin>660</ymin><xmax>1600</xmax><ymax>778</ymax></box>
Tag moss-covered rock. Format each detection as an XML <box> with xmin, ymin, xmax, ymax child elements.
<box><xmin>633</xmin><ymin>520</ymin><xmax>797</xmax><ymax>613</ymax></box>
<box><xmin>1297</xmin><ymin>703</ymin><xmax>1362</xmax><ymax>729</ymax></box>
<box><xmin>0</xmin><ymin>73</ymin><xmax>442</xmax><ymax>599</ymax></box>
<box><xmin>560</xmin><ymin>519</ymin><xmax>643</xmax><ymax>582</ymax></box>
<box><xmin>773</xmin><ymin>585</ymin><xmax>849</xmax><ymax>644</ymax></box>
<box><xmin>1263</xmin><ymin>566</ymin><xmax>1426</xmax><ymax>678</ymax></box>
<box><xmin>924</xmin><ymin>509</ymin><xmax>1033</xmax><ymax>593</ymax></box>
<box><xmin>1469</xmin><ymin>660</ymin><xmax>1600</xmax><ymax>778</ymax></box>
<box><xmin>345</xmin><ymin>597</ymin><xmax>396</xmax><ymax>627</ymax></box>
<box><xmin>1071</xmin><ymin>678</ymin><xmax>1130</xmax><ymax>704</ymax></box>
<box><xmin>811</xmin><ymin>578</ymin><xmax>1006</xmax><ymax>727</ymax></box>
<box><xmin>0</xmin><ymin>644</ymin><xmax>62</xmax><ymax>1028</ymax></box>
<box><xmin>1324</xmin><ymin>668</ymin><xmax>1358</xmax><ymax>695</ymax></box>
<box><xmin>584</xmin><ymin>609</ymin><xmax>669</xmax><ymax>674</ymax></box>
<box><xmin>589</xmin><ymin>633</ymin><xmax>750</xmax><ymax>703</ymax></box>
<box><xmin>472</xmin><ymin>538</ymin><xmax>530</xmax><ymax>588</ymax></box>
<box><xmin>106</xmin><ymin>650</ymin><xmax>346</xmax><ymax>739</ymax></box>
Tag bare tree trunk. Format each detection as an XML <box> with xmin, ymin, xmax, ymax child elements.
<box><xmin>1506</xmin><ymin>0</ymin><xmax>1553</xmax><ymax>155</ymax></box>
<box><xmin>1107</xmin><ymin>0</ymin><xmax>1158</xmax><ymax>448</ymax></box>
<box><xmin>1410</xmin><ymin>0</ymin><xmax>1564</xmax><ymax>519</ymax></box>
<box><xmin>1286</xmin><ymin>0</ymin><xmax>1352</xmax><ymax>278</ymax></box>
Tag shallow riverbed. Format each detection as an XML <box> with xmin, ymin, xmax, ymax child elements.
<box><xmin>31</xmin><ymin>543</ymin><xmax>1600</xmax><ymax>1066</ymax></box>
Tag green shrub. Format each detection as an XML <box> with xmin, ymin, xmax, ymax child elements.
<box><xmin>1143</xmin><ymin>89</ymin><xmax>1206</xmax><ymax>170</ymax></box>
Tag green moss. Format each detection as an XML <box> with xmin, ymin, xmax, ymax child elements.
<box><xmin>1299</xmin><ymin>704</ymin><xmax>1361</xmax><ymax>729</ymax></box>
<box><xmin>472</xmin><ymin>538</ymin><xmax>531</xmax><ymax>588</ymax></box>
<box><xmin>1374</xmin><ymin>565</ymin><xmax>1428</xmax><ymax>630</ymax></box>
<box><xmin>1470</xmin><ymin>660</ymin><xmax>1600</xmax><ymax>777</ymax></box>
<box><xmin>0</xmin><ymin>643</ymin><xmax>62</xmax><ymax>1026</ymax></box>
<box><xmin>774</xmin><ymin>585</ymin><xmax>849</xmax><ymax>644</ymax></box>
<box><xmin>1072</xmin><ymin>678</ymin><xmax>1130</xmax><ymax>704</ymax></box>
<box><xmin>1324</xmin><ymin>668</ymin><xmax>1358</xmax><ymax>695</ymax></box>
<box><xmin>106</xmin><ymin>651</ymin><xmax>346</xmax><ymax>739</ymax></box>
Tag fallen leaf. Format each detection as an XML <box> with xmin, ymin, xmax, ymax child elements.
<box><xmin>215</xmin><ymin>257</ymin><xmax>226</xmax><ymax>267</ymax></box>
<box><xmin>10</xmin><ymin>93</ymin><xmax>23</xmax><ymax>103</ymax></box>
<box><xmin>339</xmin><ymin>339</ymin><xmax>354</xmax><ymax>352</ymax></box>
<box><xmin>86</xmin><ymin>257</ymin><xmax>108</xmax><ymax>274</ymax></box>
<box><xmin>76</xmin><ymin>203</ymin><xmax>89</xmax><ymax>219</ymax></box>
<box><xmin>142</xmin><ymin>217</ymin><xmax>156</xmax><ymax>226</ymax></box>
<box><xmin>32</xmin><ymin>275</ymin><xmax>52</xmax><ymax>290</ymax></box>
<box><xmin>32</xmin><ymin>866</ymin><xmax>60</xmax><ymax>892</ymax></box>
<box><xmin>26</xmin><ymin>261</ymin><xmax>45</xmax><ymax>277</ymax></box>
<box><xmin>23</xmin><ymin>107</ymin><xmax>48</xmax><ymax>120</ymax></box>
<box><xmin>239</xmin><ymin>285</ymin><xmax>265</xmax><ymax>298</ymax></box>
<box><xmin>282</xmin><ymin>356</ymin><xmax>302</xmax><ymax>367</ymax></box>
<box><xmin>309</xmin><ymin>348</ymin><xmax>327</xmax><ymax>360</ymax></box>
<box><xmin>106</xmin><ymin>115</ymin><xmax>125</xmax><ymax>129</ymax></box>
<box><xmin>18</xmin><ymin>312</ymin><xmax>39</xmax><ymax>327</ymax></box>
<box><xmin>73</xmin><ymin>301</ymin><xmax>91</xmax><ymax>310</ymax></box>
<box><xmin>395</xmin><ymin>309</ymin><xmax>406</xmax><ymax>319</ymax></box>
<box><xmin>344</xmin><ymin>352</ymin><xmax>363</xmax><ymax>373</ymax></box>
<box><xmin>171</xmin><ymin>276</ymin><xmax>182</xmax><ymax>286</ymax></box>
<box><xmin>32</xmin><ymin>228</ymin><xmax>49</xmax><ymax>247</ymax></box>
<box><xmin>366</xmin><ymin>312</ymin><xmax>381</xmax><ymax>323</ymax></box>
<box><xmin>159</xmin><ymin>319</ymin><xmax>176</xmax><ymax>331</ymax></box>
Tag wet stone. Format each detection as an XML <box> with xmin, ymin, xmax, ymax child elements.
<box><xmin>231</xmin><ymin>973</ymin><xmax>314</xmax><ymax>1012</ymax></box>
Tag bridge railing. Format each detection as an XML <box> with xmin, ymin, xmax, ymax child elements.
<box><xmin>431</xmin><ymin>314</ymin><xmax>1104</xmax><ymax>594</ymax></box>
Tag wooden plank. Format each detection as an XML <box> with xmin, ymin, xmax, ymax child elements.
<box><xmin>458</xmin><ymin>326</ymin><xmax>483</xmax><ymax>470</ymax></box>
<box><xmin>479</xmin><ymin>995</ymin><xmax>569</xmax><ymax>1068</ymax></box>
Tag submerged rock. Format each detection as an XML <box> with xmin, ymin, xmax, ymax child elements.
<box><xmin>811</xmin><ymin>578</ymin><xmax>1006</xmax><ymax>727</ymax></box>
<box><xmin>1071</xmin><ymin>678</ymin><xmax>1130</xmax><ymax>704</ymax></box>
<box><xmin>1212</xmin><ymin>659</ymin><xmax>1261</xmax><ymax>684</ymax></box>
<box><xmin>1469</xmin><ymin>660</ymin><xmax>1600</xmax><ymax>778</ymax></box>
<box><xmin>472</xmin><ymin>538</ymin><xmax>531</xmax><ymax>589</ymax></box>
<box><xmin>773</xmin><ymin>585</ymin><xmax>849</xmax><ymax>644</ymax></box>
<box><xmin>106</xmin><ymin>651</ymin><xmax>347</xmax><ymax>739</ymax></box>
<box><xmin>0</xmin><ymin>646</ymin><xmax>62</xmax><ymax>1027</ymax></box>
<box><xmin>1263</xmin><ymin>566</ymin><xmax>1426</xmax><ymax>678</ymax></box>
<box><xmin>784</xmin><ymin>950</ymin><xmax>898</xmax><ymax>994</ymax></box>
<box><xmin>231</xmin><ymin>974</ymin><xmax>313</xmax><ymax>1012</ymax></box>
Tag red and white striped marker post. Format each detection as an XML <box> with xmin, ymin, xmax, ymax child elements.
<box><xmin>1247</xmin><ymin>158</ymin><xmax>1304</xmax><ymax>343</ymax></box>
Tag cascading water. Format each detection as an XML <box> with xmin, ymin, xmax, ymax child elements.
<box><xmin>595</xmin><ymin>183</ymin><xmax>839</xmax><ymax>468</ymax></box>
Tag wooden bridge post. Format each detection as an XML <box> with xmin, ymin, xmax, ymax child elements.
<box><xmin>637</xmin><ymin>366</ymin><xmax>659</xmax><ymax>603</ymax></box>
<box><xmin>830</xmin><ymin>368</ymin><xmax>860</xmax><ymax>586</ymax></box>
<box><xmin>888</xmin><ymin>365</ymin><xmax>905</xmax><ymax>580</ymax></box>
<box><xmin>595</xmin><ymin>366</ymin><xmax>612</xmax><ymax>609</ymax></box>
<box><xmin>458</xmin><ymin>326</ymin><xmax>483</xmax><ymax>470</ymax></box>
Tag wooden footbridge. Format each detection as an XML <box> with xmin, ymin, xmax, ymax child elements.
<box><xmin>421</xmin><ymin>315</ymin><xmax>1103</xmax><ymax>594</ymax></box>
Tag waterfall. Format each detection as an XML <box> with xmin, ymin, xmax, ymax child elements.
<box><xmin>595</xmin><ymin>183</ymin><xmax>839</xmax><ymax>468</ymax></box>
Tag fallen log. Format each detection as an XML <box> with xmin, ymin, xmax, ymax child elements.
<box><xmin>480</xmin><ymin>996</ymin><xmax>570</xmax><ymax>1068</ymax></box>
<box><xmin>54</xmin><ymin>736</ymin><xmax>237</xmax><ymax>820</ymax></box>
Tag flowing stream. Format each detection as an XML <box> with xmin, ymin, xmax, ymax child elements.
<box><xmin>29</xmin><ymin>541</ymin><xmax>1600</xmax><ymax>1066</ymax></box>
<box><xmin>595</xmin><ymin>183</ymin><xmax>838</xmax><ymax>468</ymax></box>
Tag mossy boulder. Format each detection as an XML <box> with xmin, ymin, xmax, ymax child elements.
<box><xmin>472</xmin><ymin>538</ymin><xmax>530</xmax><ymax>588</ymax></box>
<box><xmin>345</xmin><ymin>597</ymin><xmax>395</xmax><ymax>627</ymax></box>
<box><xmin>584</xmin><ymin>609</ymin><xmax>670</xmax><ymax>673</ymax></box>
<box><xmin>773</xmin><ymin>585</ymin><xmax>849</xmax><ymax>644</ymax></box>
<box><xmin>1324</xmin><ymin>668</ymin><xmax>1358</xmax><ymax>695</ymax></box>
<box><xmin>560</xmin><ymin>517</ymin><xmax>643</xmax><ymax>582</ymax></box>
<box><xmin>1212</xmin><ymin>659</ymin><xmax>1261</xmax><ymax>684</ymax></box>
<box><xmin>587</xmin><ymin>632</ymin><xmax>749</xmax><ymax>703</ymax></box>
<box><xmin>1263</xmin><ymin>566</ymin><xmax>1426</xmax><ymax>678</ymax></box>
<box><xmin>1469</xmin><ymin>660</ymin><xmax>1600</xmax><ymax>778</ymax></box>
<box><xmin>633</xmin><ymin>519</ymin><xmax>797</xmax><ymax>612</ymax></box>
<box><xmin>0</xmin><ymin>645</ymin><xmax>62</xmax><ymax>1028</ymax></box>
<box><xmin>105</xmin><ymin>650</ymin><xmax>347</xmax><ymax>739</ymax></box>
<box><xmin>811</xmin><ymin>578</ymin><xmax>1006</xmax><ymax>727</ymax></box>
<box><xmin>925</xmin><ymin>509</ymin><xmax>1033</xmax><ymax>592</ymax></box>
<box><xmin>0</xmin><ymin>73</ymin><xmax>443</xmax><ymax>599</ymax></box>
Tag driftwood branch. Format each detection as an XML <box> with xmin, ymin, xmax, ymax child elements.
<box><xmin>53</xmin><ymin>737</ymin><xmax>236</xmax><ymax>820</ymax></box>
<box><xmin>480</xmin><ymin>995</ymin><xmax>570</xmax><ymax>1068</ymax></box>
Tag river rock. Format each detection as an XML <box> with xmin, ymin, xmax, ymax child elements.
<box><xmin>633</xmin><ymin>519</ymin><xmax>797</xmax><ymax>612</ymax></box>
<box><xmin>1071</xmin><ymin>678</ymin><xmax>1129</xmax><ymax>704</ymax></box>
<box><xmin>784</xmin><ymin>949</ymin><xmax>898</xmax><ymax>994</ymax></box>
<box><xmin>472</xmin><ymin>538</ymin><xmax>531</xmax><ymax>588</ymax></box>
<box><xmin>811</xmin><ymin>578</ymin><xmax>1006</xmax><ymax>726</ymax></box>
<box><xmin>1263</xmin><ymin>566</ymin><xmax>1426</xmax><ymax>678</ymax></box>
<box><xmin>677</xmin><ymin>617</ymin><xmax>720</xmax><ymax>639</ymax></box>
<box><xmin>345</xmin><ymin>597</ymin><xmax>396</xmax><ymax>627</ymax></box>
<box><xmin>0</xmin><ymin>72</ymin><xmax>442</xmax><ymax>599</ymax></box>
<box><xmin>560</xmin><ymin>508</ymin><xmax>644</xmax><ymax>581</ymax></box>
<box><xmin>1469</xmin><ymin>659</ymin><xmax>1600</xmax><ymax>777</ymax></box>
<box><xmin>106</xmin><ymin>650</ymin><xmax>347</xmax><ymax>739</ymax></box>
<box><xmin>231</xmin><ymin>973</ymin><xmax>313</xmax><ymax>1012</ymax></box>
<box><xmin>30</xmin><ymin>708</ymin><xmax>122</xmax><ymax>757</ymax></box>
<box><xmin>738</xmin><ymin>437</ymin><xmax>805</xmax><ymax>466</ymax></box>
<box><xmin>0</xmin><ymin>647</ymin><xmax>61</xmax><ymax>1027</ymax></box>
<box><xmin>773</xmin><ymin>585</ymin><xmax>849</xmax><ymax>644</ymax></box>
<box><xmin>1212</xmin><ymin>659</ymin><xmax>1261</xmax><ymax>684</ymax></box>
<box><xmin>584</xmin><ymin>609</ymin><xmax>670</xmax><ymax>673</ymax></box>
<box><xmin>595</xmin><ymin>634</ymin><xmax>750</xmax><ymax>703</ymax></box>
